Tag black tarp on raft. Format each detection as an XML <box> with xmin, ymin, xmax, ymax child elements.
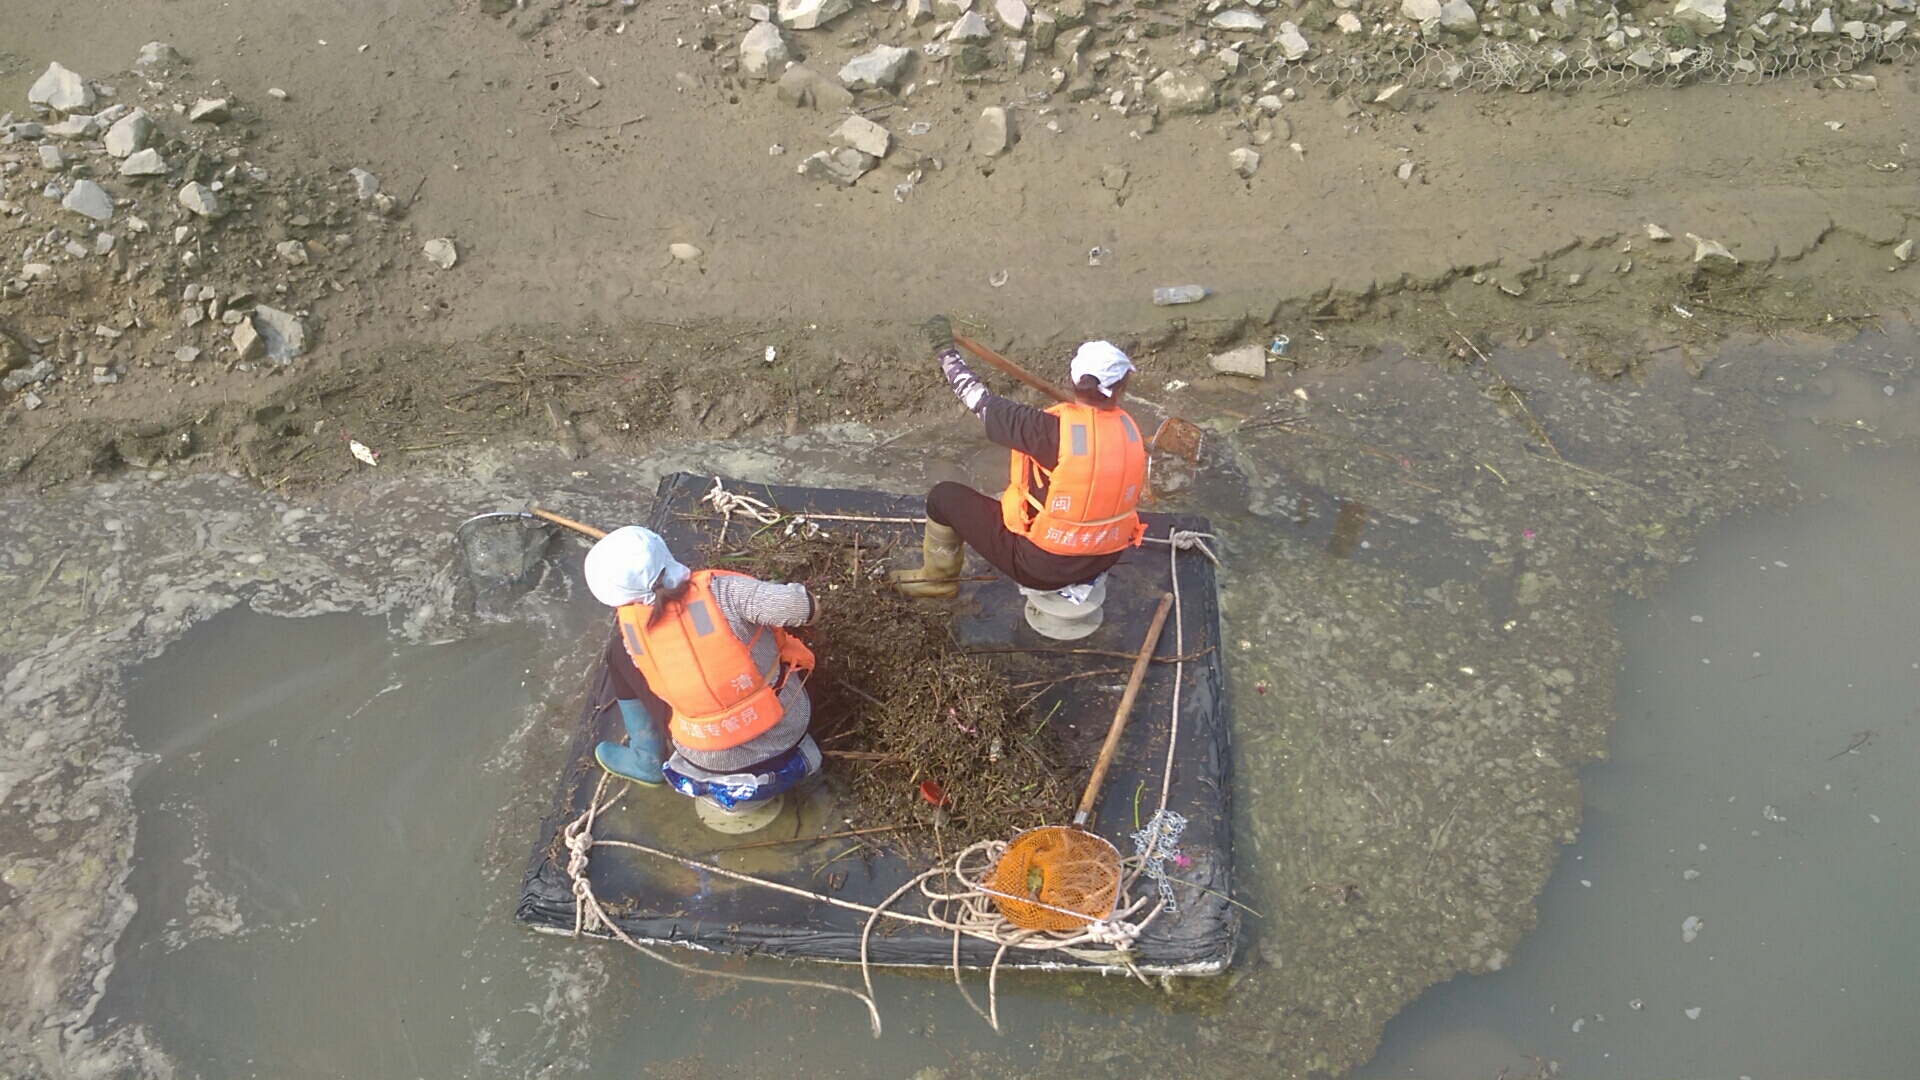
<box><xmin>516</xmin><ymin>473</ymin><xmax>1235</xmax><ymax>973</ymax></box>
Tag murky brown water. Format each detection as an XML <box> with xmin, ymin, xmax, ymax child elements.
<box><xmin>103</xmin><ymin>612</ymin><xmax>548</xmax><ymax>1076</ymax></box>
<box><xmin>1359</xmin><ymin>417</ymin><xmax>1920</xmax><ymax>1078</ymax></box>
<box><xmin>60</xmin><ymin>330</ymin><xmax>1918</xmax><ymax>1077</ymax></box>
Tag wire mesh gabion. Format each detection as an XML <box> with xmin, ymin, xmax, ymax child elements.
<box><xmin>1241</xmin><ymin>33</ymin><xmax>1915</xmax><ymax>94</ymax></box>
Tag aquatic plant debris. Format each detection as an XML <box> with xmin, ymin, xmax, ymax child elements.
<box><xmin>701</xmin><ymin>525</ymin><xmax>1074</xmax><ymax>851</ymax></box>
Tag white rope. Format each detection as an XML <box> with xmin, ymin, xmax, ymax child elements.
<box><xmin>1125</xmin><ymin>524</ymin><xmax>1217</xmax><ymax>909</ymax></box>
<box><xmin>702</xmin><ymin>476</ymin><xmax>782</xmax><ymax>526</ymax></box>
<box><xmin>563</xmin><ymin>773</ymin><xmax>885</xmax><ymax>1037</ymax></box>
<box><xmin>1141</xmin><ymin>528</ymin><xmax>1221</xmax><ymax>566</ymax></box>
<box><xmin>563</xmin><ymin>787</ymin><xmax>1158</xmax><ymax>1035</ymax></box>
<box><xmin>877</xmin><ymin>839</ymin><xmax>1158</xmax><ymax>1032</ymax></box>
<box><xmin>1158</xmin><ymin>529</ymin><xmax>1194</xmax><ymax>812</ymax></box>
<box><xmin>697</xmin><ymin>477</ymin><xmax>926</xmax><ymax>533</ymax></box>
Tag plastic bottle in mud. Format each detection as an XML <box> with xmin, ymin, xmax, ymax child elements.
<box><xmin>1152</xmin><ymin>285</ymin><xmax>1208</xmax><ymax>306</ymax></box>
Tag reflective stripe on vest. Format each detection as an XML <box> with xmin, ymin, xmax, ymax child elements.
<box><xmin>999</xmin><ymin>402</ymin><xmax>1149</xmax><ymax>557</ymax></box>
<box><xmin>616</xmin><ymin>569</ymin><xmax>806</xmax><ymax>752</ymax></box>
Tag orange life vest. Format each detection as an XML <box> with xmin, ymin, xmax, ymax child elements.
<box><xmin>615</xmin><ymin>569</ymin><xmax>816</xmax><ymax>752</ymax></box>
<box><xmin>1000</xmin><ymin>401</ymin><xmax>1149</xmax><ymax>557</ymax></box>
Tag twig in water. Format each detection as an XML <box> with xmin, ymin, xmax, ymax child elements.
<box><xmin>1532</xmin><ymin>450</ymin><xmax>1653</xmax><ymax>497</ymax></box>
<box><xmin>1238</xmin><ymin>421</ymin><xmax>1440</xmax><ymax>492</ymax></box>
<box><xmin>570</xmin><ymin>114</ymin><xmax>648</xmax><ymax>130</ymax></box>
<box><xmin>1423</xmin><ymin>802</ymin><xmax>1461</xmax><ymax>890</ymax></box>
<box><xmin>968</xmin><ymin>645</ymin><xmax>1214</xmax><ymax>663</ymax></box>
<box><xmin>1299</xmin><ymin>881</ymin><xmax>1360</xmax><ymax>906</ymax></box>
<box><xmin>27</xmin><ymin>551</ymin><xmax>66</xmax><ymax>601</ymax></box>
<box><xmin>787</xmin><ymin>349</ymin><xmax>801</xmax><ymax>436</ymax></box>
<box><xmin>1010</xmin><ymin>667</ymin><xmax>1131</xmax><ymax>691</ymax></box>
<box><xmin>1826</xmin><ymin>730</ymin><xmax>1875</xmax><ymax>760</ymax></box>
<box><xmin>810</xmin><ymin>844</ymin><xmax>866</xmax><ymax>878</ymax></box>
<box><xmin>709</xmin><ymin>824</ymin><xmax>913</xmax><ymax>855</ymax></box>
<box><xmin>1458</xmin><ymin>329</ymin><xmax>1563</xmax><ymax>460</ymax></box>
<box><xmin>1170</xmin><ymin>875</ymin><xmax>1266</xmax><ymax>918</ymax></box>
<box><xmin>1239</xmin><ymin>420</ymin><xmax>1399</xmax><ymax>461</ymax></box>
<box><xmin>1392</xmin><ymin>681</ymin><xmax>1489</xmax><ymax>754</ymax></box>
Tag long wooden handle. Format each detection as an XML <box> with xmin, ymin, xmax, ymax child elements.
<box><xmin>529</xmin><ymin>507</ymin><xmax>607</xmax><ymax>539</ymax></box>
<box><xmin>1073</xmin><ymin>592</ymin><xmax>1175</xmax><ymax>827</ymax></box>
<box><xmin>953</xmin><ymin>333</ymin><xmax>1072</xmax><ymax>404</ymax></box>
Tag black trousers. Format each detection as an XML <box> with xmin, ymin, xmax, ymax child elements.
<box><xmin>925</xmin><ymin>481</ymin><xmax>1123</xmax><ymax>591</ymax></box>
<box><xmin>603</xmin><ymin>631</ymin><xmax>666</xmax><ymax>717</ymax></box>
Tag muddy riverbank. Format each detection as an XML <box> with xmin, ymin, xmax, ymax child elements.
<box><xmin>2</xmin><ymin>4</ymin><xmax>1917</xmax><ymax>488</ymax></box>
<box><xmin>2</xmin><ymin>0</ymin><xmax>1918</xmax><ymax>1074</ymax></box>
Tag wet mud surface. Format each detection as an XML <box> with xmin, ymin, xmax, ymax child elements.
<box><xmin>3</xmin><ymin>5</ymin><xmax>1918</xmax><ymax>491</ymax></box>
<box><xmin>2</xmin><ymin>314</ymin><xmax>1910</xmax><ymax>1075</ymax></box>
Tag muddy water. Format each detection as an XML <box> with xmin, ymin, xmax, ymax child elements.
<box><xmin>103</xmin><ymin>611</ymin><xmax>548</xmax><ymax>1075</ymax></box>
<box><xmin>58</xmin><ymin>331</ymin><xmax>1916</xmax><ymax>1077</ymax></box>
<box><xmin>99</xmin><ymin>607</ymin><xmax>1136</xmax><ymax>1076</ymax></box>
<box><xmin>1361</xmin><ymin>423</ymin><xmax>1920</xmax><ymax>1079</ymax></box>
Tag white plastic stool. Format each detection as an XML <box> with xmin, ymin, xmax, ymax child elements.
<box><xmin>693</xmin><ymin>793</ymin><xmax>786</xmax><ymax>834</ymax></box>
<box><xmin>1019</xmin><ymin>575</ymin><xmax>1108</xmax><ymax>641</ymax></box>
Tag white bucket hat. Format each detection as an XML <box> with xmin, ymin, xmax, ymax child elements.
<box><xmin>583</xmin><ymin>525</ymin><xmax>691</xmax><ymax>607</ymax></box>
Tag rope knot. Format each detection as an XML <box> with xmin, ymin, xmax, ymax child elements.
<box><xmin>703</xmin><ymin>476</ymin><xmax>781</xmax><ymax>526</ymax></box>
<box><xmin>1165</xmin><ymin>529</ymin><xmax>1221</xmax><ymax>565</ymax></box>
<box><xmin>1082</xmin><ymin>919</ymin><xmax>1141</xmax><ymax>948</ymax></box>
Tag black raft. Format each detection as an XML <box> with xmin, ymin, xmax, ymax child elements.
<box><xmin>515</xmin><ymin>473</ymin><xmax>1236</xmax><ymax>974</ymax></box>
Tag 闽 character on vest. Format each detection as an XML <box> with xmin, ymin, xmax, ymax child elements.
<box><xmin>584</xmin><ymin>526</ymin><xmax>822</xmax><ymax>811</ymax></box>
<box><xmin>891</xmin><ymin>316</ymin><xmax>1148</xmax><ymax>599</ymax></box>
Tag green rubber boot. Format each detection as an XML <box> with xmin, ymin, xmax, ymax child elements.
<box><xmin>594</xmin><ymin>699</ymin><xmax>667</xmax><ymax>785</ymax></box>
<box><xmin>888</xmin><ymin>522</ymin><xmax>964</xmax><ymax>599</ymax></box>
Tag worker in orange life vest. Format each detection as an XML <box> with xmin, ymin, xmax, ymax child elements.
<box><xmin>584</xmin><ymin>526</ymin><xmax>823</xmax><ymax>808</ymax></box>
<box><xmin>891</xmin><ymin>316</ymin><xmax>1148</xmax><ymax>599</ymax></box>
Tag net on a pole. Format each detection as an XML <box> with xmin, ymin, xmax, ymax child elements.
<box><xmin>455</xmin><ymin>512</ymin><xmax>556</xmax><ymax>616</ymax></box>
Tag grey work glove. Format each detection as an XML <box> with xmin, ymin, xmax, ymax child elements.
<box><xmin>922</xmin><ymin>314</ymin><xmax>954</xmax><ymax>353</ymax></box>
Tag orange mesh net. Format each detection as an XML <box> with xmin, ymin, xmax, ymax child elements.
<box><xmin>988</xmin><ymin>827</ymin><xmax>1122</xmax><ymax>931</ymax></box>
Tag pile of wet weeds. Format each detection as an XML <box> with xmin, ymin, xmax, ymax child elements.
<box><xmin>700</xmin><ymin>524</ymin><xmax>1076</xmax><ymax>853</ymax></box>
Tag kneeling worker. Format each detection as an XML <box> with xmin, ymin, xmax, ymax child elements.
<box><xmin>584</xmin><ymin>526</ymin><xmax>822</xmax><ymax>811</ymax></box>
<box><xmin>891</xmin><ymin>316</ymin><xmax>1148</xmax><ymax>599</ymax></box>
